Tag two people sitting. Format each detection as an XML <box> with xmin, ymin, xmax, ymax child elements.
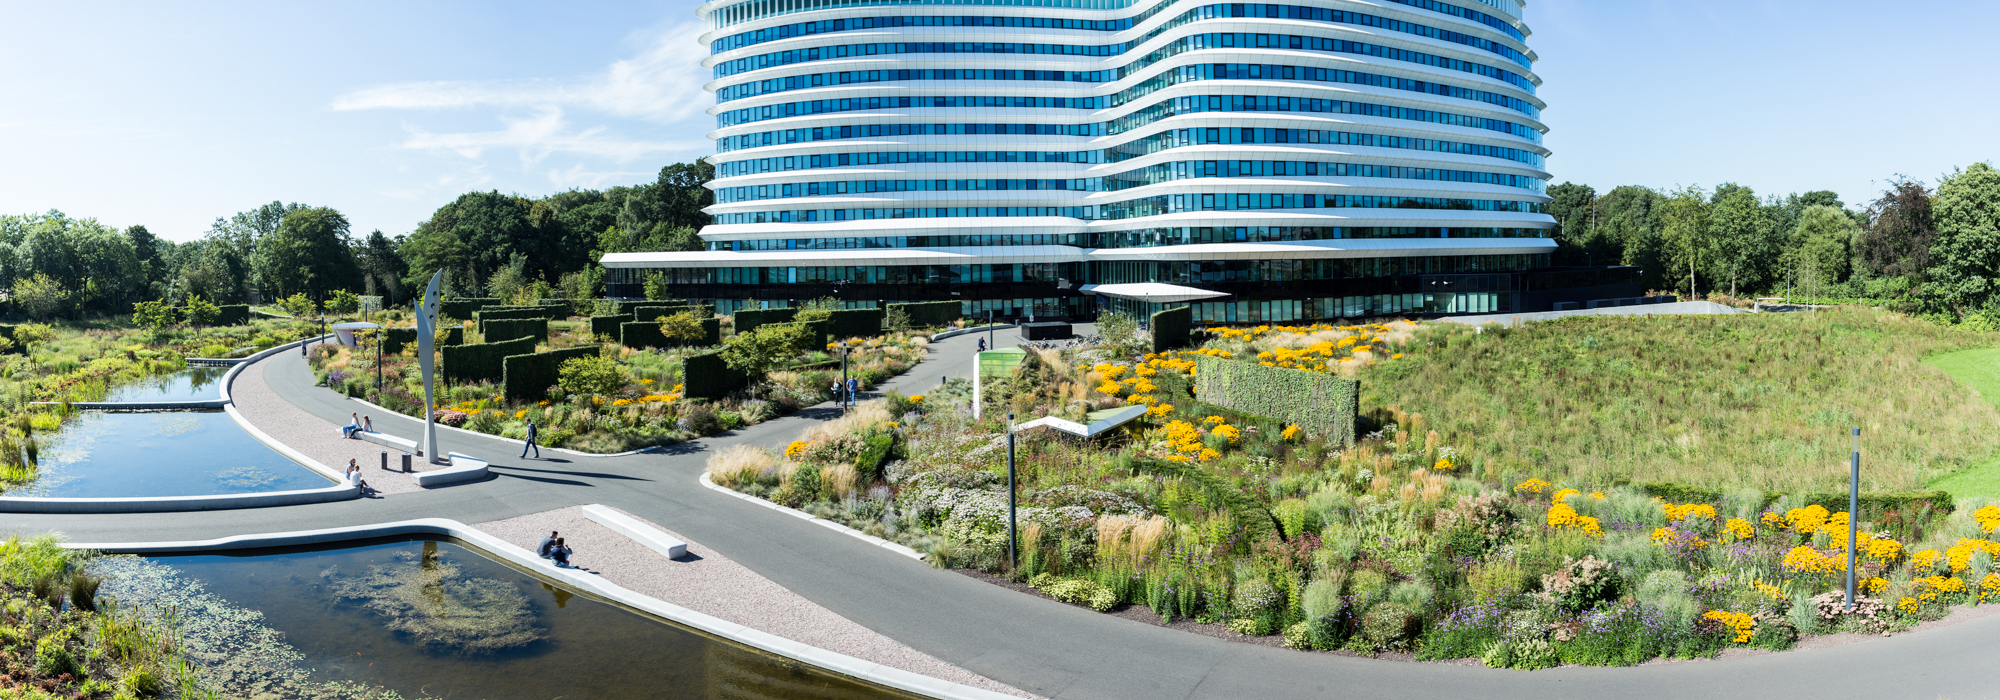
<box><xmin>344</xmin><ymin>458</ymin><xmax>372</xmax><ymax>493</ymax></box>
<box><xmin>536</xmin><ymin>530</ymin><xmax>575</xmax><ymax>568</ymax></box>
<box><xmin>340</xmin><ymin>413</ymin><xmax>375</xmax><ymax>439</ymax></box>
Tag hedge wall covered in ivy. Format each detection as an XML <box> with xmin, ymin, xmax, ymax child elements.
<box><xmin>216</xmin><ymin>305</ymin><xmax>251</xmax><ymax>326</ymax></box>
<box><xmin>620</xmin><ymin>321</ymin><xmax>666</xmax><ymax>349</ymax></box>
<box><xmin>827</xmin><ymin>308</ymin><xmax>884</xmax><ymax>339</ymax></box>
<box><xmin>480</xmin><ymin>318</ymin><xmax>549</xmax><ymax>343</ymax></box>
<box><xmin>631</xmin><ymin>304</ymin><xmax>707</xmax><ymax>321</ymax></box>
<box><xmin>1191</xmin><ymin>354</ymin><xmax>1358</xmax><ymax>445</ymax></box>
<box><xmin>441</xmin><ymin>298</ymin><xmax>500</xmax><ymax>319</ymax></box>
<box><xmin>589</xmin><ymin>314</ymin><xmax>633</xmax><ymax>339</ymax></box>
<box><xmin>1151</xmin><ymin>305</ymin><xmax>1192</xmax><ymax>353</ymax></box>
<box><xmin>681</xmin><ymin>350</ymin><xmax>746</xmax><ymax>400</ymax></box>
<box><xmin>502</xmin><ymin>345</ymin><xmax>600</xmax><ymax>402</ymax></box>
<box><xmin>888</xmin><ymin>301</ymin><xmax>960</xmax><ymax>328</ymax></box>
<box><xmin>476</xmin><ymin>306</ymin><xmax>559</xmax><ymax>321</ymax></box>
<box><xmin>733</xmin><ymin>307</ymin><xmax>797</xmax><ymax>335</ymax></box>
<box><xmin>383</xmin><ymin>326</ymin><xmax>464</xmax><ymax>356</ymax></box>
<box><xmin>441</xmin><ymin>335</ymin><xmax>536</xmax><ymax>384</ymax></box>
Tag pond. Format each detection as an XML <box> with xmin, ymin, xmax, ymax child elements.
<box><xmin>99</xmin><ymin>366</ymin><xmax>231</xmax><ymax>403</ymax></box>
<box><xmin>98</xmin><ymin>538</ymin><xmax>911</xmax><ymax>700</ymax></box>
<box><xmin>16</xmin><ymin>411</ymin><xmax>332</xmax><ymax>498</ymax></box>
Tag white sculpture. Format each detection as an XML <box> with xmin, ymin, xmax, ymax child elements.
<box><xmin>414</xmin><ymin>271</ymin><xmax>444</xmax><ymax>463</ymax></box>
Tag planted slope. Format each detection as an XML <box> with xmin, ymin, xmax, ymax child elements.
<box><xmin>1366</xmin><ymin>307</ymin><xmax>2000</xmax><ymax>492</ymax></box>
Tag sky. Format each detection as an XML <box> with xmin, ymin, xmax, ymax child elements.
<box><xmin>1</xmin><ymin>0</ymin><xmax>1995</xmax><ymax>242</ymax></box>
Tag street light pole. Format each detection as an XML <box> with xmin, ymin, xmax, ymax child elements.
<box><xmin>1846</xmin><ymin>427</ymin><xmax>1860</xmax><ymax>612</ymax></box>
<box><xmin>1006</xmin><ymin>412</ymin><xmax>1017</xmax><ymax>572</ymax></box>
<box><xmin>840</xmin><ymin>342</ymin><xmax>849</xmax><ymax>417</ymax></box>
<box><xmin>988</xmin><ymin>309</ymin><xmax>996</xmax><ymax>351</ymax></box>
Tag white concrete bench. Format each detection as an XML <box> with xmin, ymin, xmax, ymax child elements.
<box><xmin>582</xmin><ymin>504</ymin><xmax>688</xmax><ymax>559</ymax></box>
<box><xmin>351</xmin><ymin>428</ymin><xmax>419</xmax><ymax>453</ymax></box>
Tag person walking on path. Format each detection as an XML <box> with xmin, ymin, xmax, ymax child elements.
<box><xmin>521</xmin><ymin>419</ymin><xmax>540</xmax><ymax>459</ymax></box>
<box><xmin>847</xmin><ymin>377</ymin><xmax>859</xmax><ymax>407</ymax></box>
<box><xmin>830</xmin><ymin>381</ymin><xmax>843</xmax><ymax>406</ymax></box>
<box><xmin>537</xmin><ymin>531</ymin><xmax>558</xmax><ymax>559</ymax></box>
<box><xmin>977</xmin><ymin>338</ymin><xmax>987</xmax><ymax>353</ymax></box>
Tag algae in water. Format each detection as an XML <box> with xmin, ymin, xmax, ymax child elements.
<box><xmin>321</xmin><ymin>542</ymin><xmax>545</xmax><ymax>655</ymax></box>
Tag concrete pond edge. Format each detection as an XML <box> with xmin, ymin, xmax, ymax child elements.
<box><xmin>65</xmin><ymin>516</ymin><xmax>1015</xmax><ymax>700</ymax></box>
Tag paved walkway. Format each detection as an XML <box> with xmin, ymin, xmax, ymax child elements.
<box><xmin>11</xmin><ymin>325</ymin><xmax>2000</xmax><ymax>700</ymax></box>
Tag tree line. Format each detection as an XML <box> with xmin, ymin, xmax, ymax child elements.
<box><xmin>1544</xmin><ymin>162</ymin><xmax>2000</xmax><ymax>322</ymax></box>
<box><xmin>0</xmin><ymin>161</ymin><xmax>713</xmax><ymax>320</ymax></box>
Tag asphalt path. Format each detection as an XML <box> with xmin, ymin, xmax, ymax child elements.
<box><xmin>8</xmin><ymin>327</ymin><xmax>1997</xmax><ymax>700</ymax></box>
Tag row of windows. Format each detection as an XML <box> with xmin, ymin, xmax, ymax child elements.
<box><xmin>718</xmin><ymin>151</ymin><xmax>1101</xmax><ymax>176</ymax></box>
<box><xmin>716</xmin><ymin>31</ymin><xmax>1531</xmax><ymax>96</ymax></box>
<box><xmin>719</xmin><ymin>123</ymin><xmax>1098</xmax><ymax>152</ymax></box>
<box><xmin>710</xmin><ymin>2</ymin><xmax>1524</xmax><ymax>59</ymax></box>
<box><xmin>631</xmin><ymin>253</ymin><xmax>1545</xmax><ymax>287</ymax></box>
<box><xmin>1112</xmin><ymin>62</ymin><xmax>1538</xmax><ymax>118</ymax></box>
<box><xmin>713</xmin><ymin>125</ymin><xmax>1543</xmax><ymax>170</ymax></box>
<box><xmin>717</xmin><ymin>178</ymin><xmax>1087</xmax><ymax>203</ymax></box>
<box><xmin>1108</xmin><ymin>127</ymin><xmax>1544</xmax><ymax>166</ymax></box>
<box><xmin>714</xmin><ymin>159</ymin><xmax>1542</xmax><ymax>203</ymax></box>
<box><xmin>715</xmin><ymin>58</ymin><xmax>1539</xmax><ymax>121</ymax></box>
<box><xmin>711</xmin><ymin>192</ymin><xmax>1544</xmax><ymax>224</ymax></box>
<box><xmin>1106</xmin><ymin>93</ymin><xmax>1541</xmax><ymax>142</ymax></box>
<box><xmin>718</xmin><ymin>68</ymin><xmax>1113</xmax><ymax>102</ymax></box>
<box><xmin>707</xmin><ymin>226</ymin><xmax>1546</xmax><ymax>252</ymax></box>
<box><xmin>715</xmin><ymin>91</ymin><xmax>1541</xmax><ymax>144</ymax></box>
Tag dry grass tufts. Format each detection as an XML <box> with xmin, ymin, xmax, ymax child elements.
<box><xmin>705</xmin><ymin>444</ymin><xmax>775</xmax><ymax>488</ymax></box>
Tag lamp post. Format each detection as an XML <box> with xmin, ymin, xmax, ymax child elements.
<box><xmin>1006</xmin><ymin>412</ymin><xmax>1017</xmax><ymax>571</ymax></box>
<box><xmin>988</xmin><ymin>309</ymin><xmax>996</xmax><ymax>352</ymax></box>
<box><xmin>839</xmin><ymin>341</ymin><xmax>850</xmax><ymax>416</ymax></box>
<box><xmin>1846</xmin><ymin>427</ymin><xmax>1860</xmax><ymax>612</ymax></box>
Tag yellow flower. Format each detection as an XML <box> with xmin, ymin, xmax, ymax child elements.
<box><xmin>1976</xmin><ymin>505</ymin><xmax>2000</xmax><ymax>533</ymax></box>
<box><xmin>908</xmin><ymin>395</ymin><xmax>924</xmax><ymax>404</ymax></box>
<box><xmin>1432</xmin><ymin>457</ymin><xmax>1453</xmax><ymax>471</ymax></box>
<box><xmin>639</xmin><ymin>378</ymin><xmax>656</xmax><ymax>385</ymax></box>
<box><xmin>1513</xmin><ymin>478</ymin><xmax>1550</xmax><ymax>496</ymax></box>
<box><xmin>1551</xmin><ymin>488</ymin><xmax>1581</xmax><ymax>505</ymax></box>
<box><xmin>1147</xmin><ymin>403</ymin><xmax>1176</xmax><ymax>418</ymax></box>
<box><xmin>1722</xmin><ymin>518</ymin><xmax>1755</xmax><ymax>541</ymax></box>
<box><xmin>514</xmin><ymin>409</ymin><xmax>529</xmax><ymax>418</ymax></box>
<box><xmin>785</xmin><ymin>440</ymin><xmax>811</xmax><ymax>459</ymax></box>
<box><xmin>1282</xmin><ymin>424</ymin><xmax>1303</xmax><ymax>442</ymax></box>
<box><xmin>1202</xmin><ymin>416</ymin><xmax>1227</xmax><ymax>426</ymax></box>
<box><xmin>1212</xmin><ymin>425</ymin><xmax>1240</xmax><ymax>444</ymax></box>
<box><xmin>1701</xmin><ymin>610</ymin><xmax>1755</xmax><ymax>644</ymax></box>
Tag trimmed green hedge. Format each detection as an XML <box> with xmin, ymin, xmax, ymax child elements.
<box><xmin>1191</xmin><ymin>354</ymin><xmax>1358</xmax><ymax>445</ymax></box>
<box><xmin>441</xmin><ymin>335</ymin><xmax>536</xmax><ymax>384</ymax></box>
<box><xmin>681</xmin><ymin>350</ymin><xmax>746</xmax><ymax>399</ymax></box>
<box><xmin>828</xmin><ymin>308</ymin><xmax>885</xmax><ymax>339</ymax></box>
<box><xmin>889</xmin><ymin>301</ymin><xmax>960</xmax><ymax>328</ymax></box>
<box><xmin>383</xmin><ymin>326</ymin><xmax>464</xmax><ymax>355</ymax></box>
<box><xmin>1151</xmin><ymin>305</ymin><xmax>1192</xmax><ymax>353</ymax></box>
<box><xmin>480</xmin><ymin>318</ymin><xmax>549</xmax><ymax>343</ymax></box>
<box><xmin>620</xmin><ymin>321</ymin><xmax>667</xmax><ymax>349</ymax></box>
<box><xmin>476</xmin><ymin>306</ymin><xmax>559</xmax><ymax>321</ymax></box>
<box><xmin>502</xmin><ymin>345</ymin><xmax>601</xmax><ymax>402</ymax></box>
<box><xmin>442</xmin><ymin>297</ymin><xmax>500</xmax><ymax>319</ymax></box>
<box><xmin>215</xmin><ymin>305</ymin><xmax>251</xmax><ymax>325</ymax></box>
<box><xmin>694</xmin><ymin>317</ymin><xmax>721</xmax><ymax>347</ymax></box>
<box><xmin>733</xmin><ymin>307</ymin><xmax>797</xmax><ymax>335</ymax></box>
<box><xmin>1640</xmin><ymin>482</ymin><xmax>1955</xmax><ymax>516</ymax></box>
<box><xmin>589</xmin><ymin>314</ymin><xmax>633</xmax><ymax>338</ymax></box>
<box><xmin>632</xmin><ymin>304</ymin><xmax>711</xmax><ymax>322</ymax></box>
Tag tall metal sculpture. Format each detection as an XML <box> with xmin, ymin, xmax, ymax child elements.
<box><xmin>414</xmin><ymin>271</ymin><xmax>443</xmax><ymax>463</ymax></box>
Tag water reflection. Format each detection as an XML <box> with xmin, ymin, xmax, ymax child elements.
<box><xmin>101</xmin><ymin>366</ymin><xmax>230</xmax><ymax>402</ymax></box>
<box><xmin>18</xmin><ymin>411</ymin><xmax>330</xmax><ymax>497</ymax></box>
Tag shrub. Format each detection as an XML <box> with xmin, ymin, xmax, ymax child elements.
<box><xmin>551</xmin><ymin>352</ymin><xmax>621</xmax><ymax>396</ymax></box>
<box><xmin>888</xmin><ymin>301</ymin><xmax>959</xmax><ymax>328</ymax></box>
<box><xmin>660</xmin><ymin>311</ymin><xmax>706</xmax><ymax>345</ymax></box>
<box><xmin>184</xmin><ymin>294</ymin><xmax>222</xmax><ymax>325</ymax></box>
<box><xmin>855</xmin><ymin>434</ymin><xmax>895</xmax><ymax>482</ymax></box>
<box><xmin>1031</xmin><ymin>573</ymin><xmax>1118</xmax><ymax>611</ymax></box>
<box><xmin>1361</xmin><ymin>602</ymin><xmax>1418</xmax><ymax>650</ymax></box>
<box><xmin>589</xmin><ymin>314</ymin><xmax>634</xmax><ymax>339</ymax></box>
<box><xmin>1539</xmin><ymin>555</ymin><xmax>1620</xmax><ymax>611</ymax></box>
<box><xmin>827</xmin><ymin>308</ymin><xmax>885</xmax><ymax>338</ymax></box>
<box><xmin>441</xmin><ymin>336</ymin><xmax>536</xmax><ymax>384</ymax></box>
<box><xmin>480</xmin><ymin>317</ymin><xmax>549</xmax><ymax>342</ymax></box>
<box><xmin>734</xmin><ymin>307</ymin><xmax>798</xmax><ymax>335</ymax></box>
<box><xmin>722</xmin><ymin>323</ymin><xmax>810</xmax><ymax>378</ymax></box>
<box><xmin>1151</xmin><ymin>305</ymin><xmax>1192</xmax><ymax>352</ymax></box>
<box><xmin>1302</xmin><ymin>576</ymin><xmax>1347</xmax><ymax>648</ymax></box>
<box><xmin>1467</xmin><ymin>560</ymin><xmax>1528</xmax><ymax>603</ymax></box>
<box><xmin>215</xmin><ymin>304</ymin><xmax>251</xmax><ymax>325</ymax></box>
<box><xmin>682</xmin><ymin>350</ymin><xmax>748</xmax><ymax>399</ymax></box>
<box><xmin>1282</xmin><ymin>622</ymin><xmax>1313</xmax><ymax>650</ymax></box>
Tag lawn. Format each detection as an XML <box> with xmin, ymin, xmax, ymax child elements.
<box><xmin>1366</xmin><ymin>307</ymin><xmax>2000</xmax><ymax>493</ymax></box>
<box><xmin>1925</xmin><ymin>348</ymin><xmax>2000</xmax><ymax>498</ymax></box>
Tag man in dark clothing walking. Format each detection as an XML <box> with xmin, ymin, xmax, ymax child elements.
<box><xmin>537</xmin><ymin>531</ymin><xmax>558</xmax><ymax>559</ymax></box>
<box><xmin>522</xmin><ymin>419</ymin><xmax>540</xmax><ymax>459</ymax></box>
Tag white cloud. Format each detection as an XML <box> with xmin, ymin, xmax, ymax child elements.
<box><xmin>395</xmin><ymin>107</ymin><xmax>704</xmax><ymax>165</ymax></box>
<box><xmin>546</xmin><ymin>163</ymin><xmax>655</xmax><ymax>190</ymax></box>
<box><xmin>332</xmin><ymin>22</ymin><xmax>712</xmax><ymax>124</ymax></box>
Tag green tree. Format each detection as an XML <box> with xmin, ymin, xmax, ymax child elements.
<box><xmin>642</xmin><ymin>271</ymin><xmax>670</xmax><ymax>301</ymax></box>
<box><xmin>721</xmin><ymin>323</ymin><xmax>807</xmax><ymax>379</ymax></box>
<box><xmin>257</xmin><ymin>206</ymin><xmax>363</xmax><ymax>301</ymax></box>
<box><xmin>1706</xmin><ymin>184</ymin><xmax>1784</xmax><ymax>297</ymax></box>
<box><xmin>884</xmin><ymin>306</ymin><xmax>912</xmax><ymax>336</ymax></box>
<box><xmin>126</xmin><ymin>224</ymin><xmax>165</xmax><ymax>296</ymax></box>
<box><xmin>1859</xmin><ymin>177</ymin><xmax>1937</xmax><ymax>288</ymax></box>
<box><xmin>1095</xmin><ymin>311</ymin><xmax>1140</xmax><ymax>355</ymax></box>
<box><xmin>557</xmin><ymin>354</ymin><xmax>629</xmax><ymax>397</ymax></box>
<box><xmin>12</xmin><ymin>272</ymin><xmax>72</xmax><ymax>320</ymax></box>
<box><xmin>1925</xmin><ymin>163</ymin><xmax>2000</xmax><ymax>317</ymax></box>
<box><xmin>277</xmin><ymin>293</ymin><xmax>317</xmax><ymax>318</ymax></box>
<box><xmin>1544</xmin><ymin>182</ymin><xmax>1598</xmax><ymax>265</ymax></box>
<box><xmin>358</xmin><ymin>230</ymin><xmax>408</xmax><ymax>303</ymax></box>
<box><xmin>325</xmin><ymin>289</ymin><xmax>361</xmax><ymax>315</ymax></box>
<box><xmin>10</xmin><ymin>324</ymin><xmax>56</xmax><ymax>350</ymax></box>
<box><xmin>659</xmin><ymin>310</ymin><xmax>706</xmax><ymax>345</ymax></box>
<box><xmin>183</xmin><ymin>294</ymin><xmax>221</xmax><ymax>326</ymax></box>
<box><xmin>1789</xmin><ymin>205</ymin><xmax>1860</xmax><ymax>294</ymax></box>
<box><xmin>132</xmin><ymin>299</ymin><xmax>177</xmax><ymax>332</ymax></box>
<box><xmin>1658</xmin><ymin>186</ymin><xmax>1711</xmax><ymax>298</ymax></box>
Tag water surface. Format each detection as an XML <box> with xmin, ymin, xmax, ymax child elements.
<box><xmin>122</xmin><ymin>539</ymin><xmax>906</xmax><ymax>700</ymax></box>
<box><xmin>100</xmin><ymin>366</ymin><xmax>230</xmax><ymax>402</ymax></box>
<box><xmin>19</xmin><ymin>411</ymin><xmax>330</xmax><ymax>497</ymax></box>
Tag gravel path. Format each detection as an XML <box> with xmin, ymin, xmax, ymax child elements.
<box><xmin>475</xmin><ymin>505</ymin><xmax>1038</xmax><ymax>699</ymax></box>
<box><xmin>228</xmin><ymin>357</ymin><xmax>436</xmax><ymax>495</ymax></box>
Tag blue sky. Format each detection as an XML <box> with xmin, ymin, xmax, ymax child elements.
<box><xmin>2</xmin><ymin>0</ymin><xmax>1994</xmax><ymax>241</ymax></box>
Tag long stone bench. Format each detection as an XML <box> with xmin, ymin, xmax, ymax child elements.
<box><xmin>582</xmin><ymin>504</ymin><xmax>688</xmax><ymax>559</ymax></box>
<box><xmin>340</xmin><ymin>428</ymin><xmax>489</xmax><ymax>487</ymax></box>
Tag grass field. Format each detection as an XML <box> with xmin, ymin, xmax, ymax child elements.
<box><xmin>1367</xmin><ymin>307</ymin><xmax>2000</xmax><ymax>493</ymax></box>
<box><xmin>1924</xmin><ymin>348</ymin><xmax>2000</xmax><ymax>498</ymax></box>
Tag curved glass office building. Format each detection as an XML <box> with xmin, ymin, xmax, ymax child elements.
<box><xmin>604</xmin><ymin>0</ymin><xmax>1640</xmax><ymax>322</ymax></box>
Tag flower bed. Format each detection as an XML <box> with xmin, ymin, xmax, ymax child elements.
<box><xmin>706</xmin><ymin>319</ymin><xmax>2000</xmax><ymax>669</ymax></box>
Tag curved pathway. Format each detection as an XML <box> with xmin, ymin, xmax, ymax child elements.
<box><xmin>10</xmin><ymin>329</ymin><xmax>1999</xmax><ymax>700</ymax></box>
